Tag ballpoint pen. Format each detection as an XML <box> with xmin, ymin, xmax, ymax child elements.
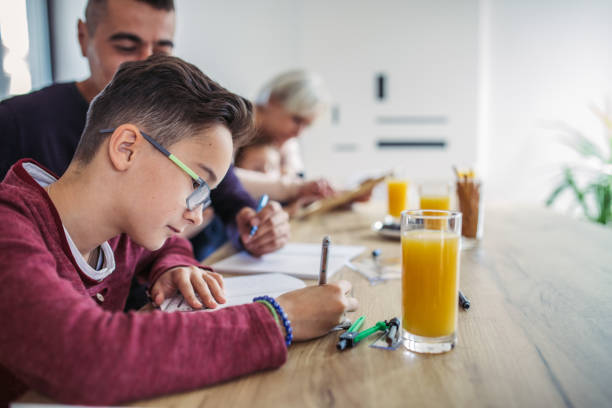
<box><xmin>249</xmin><ymin>194</ymin><xmax>269</xmax><ymax>236</ymax></box>
<box><xmin>319</xmin><ymin>235</ymin><xmax>330</xmax><ymax>285</ymax></box>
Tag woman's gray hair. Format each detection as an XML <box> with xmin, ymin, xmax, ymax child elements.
<box><xmin>255</xmin><ymin>70</ymin><xmax>331</xmax><ymax>117</ymax></box>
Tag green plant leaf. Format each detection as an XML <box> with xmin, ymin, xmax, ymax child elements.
<box><xmin>546</xmin><ymin>180</ymin><xmax>569</xmax><ymax>206</ymax></box>
<box><xmin>563</xmin><ymin>168</ymin><xmax>590</xmax><ymax>218</ymax></box>
<box><xmin>589</xmin><ymin>105</ymin><xmax>612</xmax><ymax>161</ymax></box>
<box><xmin>589</xmin><ymin>177</ymin><xmax>612</xmax><ymax>224</ymax></box>
<box><xmin>558</xmin><ymin>124</ymin><xmax>607</xmax><ymax>161</ymax></box>
<box><xmin>549</xmin><ymin>106</ymin><xmax>612</xmax><ymax>226</ymax></box>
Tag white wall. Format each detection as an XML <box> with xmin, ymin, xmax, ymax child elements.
<box><xmin>48</xmin><ymin>0</ymin><xmax>612</xmax><ymax>208</ymax></box>
<box><xmin>483</xmin><ymin>0</ymin><xmax>612</xmax><ymax>206</ymax></box>
<box><xmin>49</xmin><ymin>0</ymin><xmax>88</xmax><ymax>82</ymax></box>
<box><xmin>297</xmin><ymin>0</ymin><xmax>479</xmax><ymax>186</ymax></box>
<box><xmin>174</xmin><ymin>1</ymin><xmax>300</xmax><ymax>98</ymax></box>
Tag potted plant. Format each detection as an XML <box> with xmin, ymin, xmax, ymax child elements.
<box><xmin>546</xmin><ymin>106</ymin><xmax>612</xmax><ymax>225</ymax></box>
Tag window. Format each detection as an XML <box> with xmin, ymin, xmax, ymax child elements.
<box><xmin>0</xmin><ymin>0</ymin><xmax>52</xmax><ymax>99</ymax></box>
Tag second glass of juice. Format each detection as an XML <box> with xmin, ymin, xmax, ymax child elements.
<box><xmin>419</xmin><ymin>181</ymin><xmax>452</xmax><ymax>210</ymax></box>
<box><xmin>387</xmin><ymin>178</ymin><xmax>409</xmax><ymax>218</ymax></box>
<box><xmin>401</xmin><ymin>209</ymin><xmax>462</xmax><ymax>354</ymax></box>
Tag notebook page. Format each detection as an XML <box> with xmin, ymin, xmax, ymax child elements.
<box><xmin>160</xmin><ymin>273</ymin><xmax>306</xmax><ymax>312</ymax></box>
<box><xmin>211</xmin><ymin>243</ymin><xmax>365</xmax><ymax>279</ymax></box>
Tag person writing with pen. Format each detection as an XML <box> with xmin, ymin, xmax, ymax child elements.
<box><xmin>0</xmin><ymin>55</ymin><xmax>359</xmax><ymax>405</ymax></box>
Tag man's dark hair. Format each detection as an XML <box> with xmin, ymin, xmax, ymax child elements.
<box><xmin>85</xmin><ymin>0</ymin><xmax>175</xmax><ymax>35</ymax></box>
<box><xmin>74</xmin><ymin>54</ymin><xmax>253</xmax><ymax>163</ymax></box>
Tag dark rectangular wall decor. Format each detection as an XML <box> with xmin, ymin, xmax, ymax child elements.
<box><xmin>376</xmin><ymin>73</ymin><xmax>386</xmax><ymax>101</ymax></box>
<box><xmin>377</xmin><ymin>139</ymin><xmax>446</xmax><ymax>148</ymax></box>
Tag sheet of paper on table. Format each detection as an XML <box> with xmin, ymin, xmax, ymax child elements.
<box><xmin>211</xmin><ymin>243</ymin><xmax>365</xmax><ymax>280</ymax></box>
<box><xmin>159</xmin><ymin>273</ymin><xmax>306</xmax><ymax>312</ymax></box>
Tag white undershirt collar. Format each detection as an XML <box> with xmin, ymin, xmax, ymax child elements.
<box><xmin>23</xmin><ymin>162</ymin><xmax>116</xmax><ymax>281</ymax></box>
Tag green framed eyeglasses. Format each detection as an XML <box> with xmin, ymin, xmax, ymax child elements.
<box><xmin>99</xmin><ymin>128</ymin><xmax>212</xmax><ymax>211</ymax></box>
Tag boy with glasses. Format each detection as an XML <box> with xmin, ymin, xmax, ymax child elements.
<box><xmin>0</xmin><ymin>55</ymin><xmax>358</xmax><ymax>405</ymax></box>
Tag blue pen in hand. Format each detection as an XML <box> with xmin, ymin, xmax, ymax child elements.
<box><xmin>249</xmin><ymin>194</ymin><xmax>269</xmax><ymax>237</ymax></box>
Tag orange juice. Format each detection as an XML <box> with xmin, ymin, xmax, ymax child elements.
<box><xmin>401</xmin><ymin>229</ymin><xmax>459</xmax><ymax>338</ymax></box>
<box><xmin>419</xmin><ymin>195</ymin><xmax>451</xmax><ymax>210</ymax></box>
<box><xmin>387</xmin><ymin>179</ymin><xmax>409</xmax><ymax>217</ymax></box>
<box><xmin>419</xmin><ymin>196</ymin><xmax>451</xmax><ymax>229</ymax></box>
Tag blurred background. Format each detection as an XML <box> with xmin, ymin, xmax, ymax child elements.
<box><xmin>1</xmin><ymin>0</ymin><xmax>611</xmax><ymax>216</ymax></box>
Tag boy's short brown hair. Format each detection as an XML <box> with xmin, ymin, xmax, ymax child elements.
<box><xmin>74</xmin><ymin>54</ymin><xmax>253</xmax><ymax>163</ymax></box>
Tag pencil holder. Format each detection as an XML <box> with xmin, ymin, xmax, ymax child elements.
<box><xmin>456</xmin><ymin>178</ymin><xmax>483</xmax><ymax>244</ymax></box>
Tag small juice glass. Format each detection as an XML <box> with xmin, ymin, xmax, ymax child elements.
<box><xmin>401</xmin><ymin>210</ymin><xmax>462</xmax><ymax>353</ymax></box>
<box><xmin>419</xmin><ymin>181</ymin><xmax>451</xmax><ymax>210</ymax></box>
<box><xmin>387</xmin><ymin>179</ymin><xmax>409</xmax><ymax>218</ymax></box>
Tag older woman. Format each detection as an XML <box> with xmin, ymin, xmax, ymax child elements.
<box><xmin>234</xmin><ymin>70</ymin><xmax>336</xmax><ymax>203</ymax></box>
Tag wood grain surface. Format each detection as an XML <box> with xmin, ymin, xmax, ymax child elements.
<box><xmin>19</xmin><ymin>202</ymin><xmax>612</xmax><ymax>407</ymax></box>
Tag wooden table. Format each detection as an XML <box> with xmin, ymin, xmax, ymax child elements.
<box><xmin>21</xmin><ymin>203</ymin><xmax>612</xmax><ymax>407</ymax></box>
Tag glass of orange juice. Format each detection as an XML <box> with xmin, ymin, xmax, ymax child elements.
<box><xmin>418</xmin><ymin>181</ymin><xmax>452</xmax><ymax>210</ymax></box>
<box><xmin>386</xmin><ymin>178</ymin><xmax>409</xmax><ymax>218</ymax></box>
<box><xmin>401</xmin><ymin>209</ymin><xmax>462</xmax><ymax>353</ymax></box>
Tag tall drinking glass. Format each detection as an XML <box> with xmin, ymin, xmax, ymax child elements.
<box><xmin>419</xmin><ymin>181</ymin><xmax>452</xmax><ymax>210</ymax></box>
<box><xmin>387</xmin><ymin>178</ymin><xmax>409</xmax><ymax>219</ymax></box>
<box><xmin>401</xmin><ymin>210</ymin><xmax>462</xmax><ymax>353</ymax></box>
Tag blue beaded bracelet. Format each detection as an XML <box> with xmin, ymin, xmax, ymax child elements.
<box><xmin>253</xmin><ymin>295</ymin><xmax>293</xmax><ymax>347</ymax></box>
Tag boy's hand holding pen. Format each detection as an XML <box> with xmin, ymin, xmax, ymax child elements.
<box><xmin>272</xmin><ymin>235</ymin><xmax>358</xmax><ymax>340</ymax></box>
<box><xmin>276</xmin><ymin>280</ymin><xmax>359</xmax><ymax>341</ymax></box>
<box><xmin>248</xmin><ymin>232</ymin><xmax>357</xmax><ymax>343</ymax></box>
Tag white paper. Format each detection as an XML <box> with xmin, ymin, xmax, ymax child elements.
<box><xmin>211</xmin><ymin>243</ymin><xmax>365</xmax><ymax>279</ymax></box>
<box><xmin>160</xmin><ymin>273</ymin><xmax>306</xmax><ymax>312</ymax></box>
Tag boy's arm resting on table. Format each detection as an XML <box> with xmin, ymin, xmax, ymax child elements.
<box><xmin>0</xmin><ymin>215</ymin><xmax>286</xmax><ymax>405</ymax></box>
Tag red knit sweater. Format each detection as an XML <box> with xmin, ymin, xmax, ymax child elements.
<box><xmin>0</xmin><ymin>160</ymin><xmax>286</xmax><ymax>406</ymax></box>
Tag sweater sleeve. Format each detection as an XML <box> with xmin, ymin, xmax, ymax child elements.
<box><xmin>0</xmin><ymin>212</ymin><xmax>287</xmax><ymax>405</ymax></box>
<box><xmin>210</xmin><ymin>164</ymin><xmax>256</xmax><ymax>224</ymax></box>
<box><xmin>209</xmin><ymin>164</ymin><xmax>258</xmax><ymax>250</ymax></box>
<box><xmin>137</xmin><ymin>234</ymin><xmax>207</xmax><ymax>287</ymax></box>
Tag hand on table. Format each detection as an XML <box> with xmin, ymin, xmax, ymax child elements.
<box><xmin>298</xmin><ymin>178</ymin><xmax>336</xmax><ymax>199</ymax></box>
<box><xmin>151</xmin><ymin>265</ymin><xmax>225</xmax><ymax>309</ymax></box>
